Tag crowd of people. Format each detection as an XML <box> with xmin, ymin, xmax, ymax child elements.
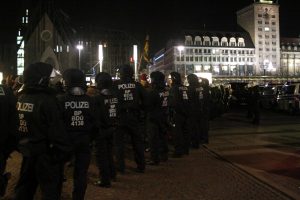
<box><xmin>0</xmin><ymin>62</ymin><xmax>216</xmax><ymax>200</ymax></box>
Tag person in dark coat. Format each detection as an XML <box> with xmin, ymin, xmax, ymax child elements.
<box><xmin>14</xmin><ymin>62</ymin><xmax>72</xmax><ymax>200</ymax></box>
<box><xmin>113</xmin><ymin>64</ymin><xmax>146</xmax><ymax>173</ymax></box>
<box><xmin>145</xmin><ymin>71</ymin><xmax>169</xmax><ymax>165</ymax></box>
<box><xmin>94</xmin><ymin>72</ymin><xmax>118</xmax><ymax>187</ymax></box>
<box><xmin>57</xmin><ymin>68</ymin><xmax>98</xmax><ymax>200</ymax></box>
<box><xmin>251</xmin><ymin>85</ymin><xmax>261</xmax><ymax>125</ymax></box>
<box><xmin>199</xmin><ymin>78</ymin><xmax>210</xmax><ymax>144</ymax></box>
<box><xmin>187</xmin><ymin>74</ymin><xmax>203</xmax><ymax>149</ymax></box>
<box><xmin>168</xmin><ymin>72</ymin><xmax>190</xmax><ymax>157</ymax></box>
<box><xmin>0</xmin><ymin>84</ymin><xmax>17</xmax><ymax>197</ymax></box>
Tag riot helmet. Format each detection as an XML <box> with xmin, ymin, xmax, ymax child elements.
<box><xmin>187</xmin><ymin>74</ymin><xmax>199</xmax><ymax>87</ymax></box>
<box><xmin>62</xmin><ymin>68</ymin><xmax>86</xmax><ymax>91</ymax></box>
<box><xmin>23</xmin><ymin>62</ymin><xmax>53</xmax><ymax>87</ymax></box>
<box><xmin>119</xmin><ymin>64</ymin><xmax>134</xmax><ymax>80</ymax></box>
<box><xmin>169</xmin><ymin>72</ymin><xmax>181</xmax><ymax>86</ymax></box>
<box><xmin>150</xmin><ymin>71</ymin><xmax>165</xmax><ymax>88</ymax></box>
<box><xmin>96</xmin><ymin>72</ymin><xmax>112</xmax><ymax>90</ymax></box>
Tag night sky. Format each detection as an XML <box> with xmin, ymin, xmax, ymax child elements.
<box><xmin>1</xmin><ymin>0</ymin><xmax>300</xmax><ymax>55</ymax></box>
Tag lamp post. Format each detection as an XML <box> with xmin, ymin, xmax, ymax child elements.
<box><xmin>98</xmin><ymin>44</ymin><xmax>103</xmax><ymax>72</ymax></box>
<box><xmin>177</xmin><ymin>45</ymin><xmax>185</xmax><ymax>76</ymax></box>
<box><xmin>76</xmin><ymin>43</ymin><xmax>83</xmax><ymax>70</ymax></box>
<box><xmin>133</xmin><ymin>45</ymin><xmax>138</xmax><ymax>80</ymax></box>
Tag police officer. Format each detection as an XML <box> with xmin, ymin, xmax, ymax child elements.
<box><xmin>146</xmin><ymin>71</ymin><xmax>169</xmax><ymax>165</ymax></box>
<box><xmin>199</xmin><ymin>78</ymin><xmax>210</xmax><ymax>144</ymax></box>
<box><xmin>187</xmin><ymin>74</ymin><xmax>202</xmax><ymax>149</ymax></box>
<box><xmin>0</xmin><ymin>84</ymin><xmax>17</xmax><ymax>197</ymax></box>
<box><xmin>57</xmin><ymin>68</ymin><xmax>97</xmax><ymax>200</ymax></box>
<box><xmin>168</xmin><ymin>72</ymin><xmax>190</xmax><ymax>157</ymax></box>
<box><xmin>94</xmin><ymin>72</ymin><xmax>118</xmax><ymax>187</ymax></box>
<box><xmin>14</xmin><ymin>62</ymin><xmax>72</xmax><ymax>200</ymax></box>
<box><xmin>114</xmin><ymin>64</ymin><xmax>146</xmax><ymax>173</ymax></box>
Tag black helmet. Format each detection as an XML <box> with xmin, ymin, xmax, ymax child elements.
<box><xmin>150</xmin><ymin>71</ymin><xmax>165</xmax><ymax>87</ymax></box>
<box><xmin>96</xmin><ymin>72</ymin><xmax>112</xmax><ymax>89</ymax></box>
<box><xmin>169</xmin><ymin>72</ymin><xmax>181</xmax><ymax>85</ymax></box>
<box><xmin>62</xmin><ymin>68</ymin><xmax>86</xmax><ymax>90</ymax></box>
<box><xmin>119</xmin><ymin>64</ymin><xmax>134</xmax><ymax>80</ymax></box>
<box><xmin>187</xmin><ymin>74</ymin><xmax>199</xmax><ymax>87</ymax></box>
<box><xmin>23</xmin><ymin>62</ymin><xmax>53</xmax><ymax>87</ymax></box>
<box><xmin>200</xmin><ymin>78</ymin><xmax>209</xmax><ymax>87</ymax></box>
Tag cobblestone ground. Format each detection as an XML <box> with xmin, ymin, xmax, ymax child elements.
<box><xmin>2</xmin><ymin>147</ymin><xmax>292</xmax><ymax>200</ymax></box>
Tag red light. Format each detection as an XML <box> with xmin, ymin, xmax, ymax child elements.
<box><xmin>130</xmin><ymin>57</ymin><xmax>134</xmax><ymax>63</ymax></box>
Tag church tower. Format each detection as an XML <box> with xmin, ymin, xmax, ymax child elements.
<box><xmin>237</xmin><ymin>0</ymin><xmax>280</xmax><ymax>75</ymax></box>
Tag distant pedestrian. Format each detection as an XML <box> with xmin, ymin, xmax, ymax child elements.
<box><xmin>251</xmin><ymin>85</ymin><xmax>261</xmax><ymax>125</ymax></box>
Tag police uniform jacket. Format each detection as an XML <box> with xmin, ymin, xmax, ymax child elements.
<box><xmin>0</xmin><ymin>85</ymin><xmax>17</xmax><ymax>153</ymax></box>
<box><xmin>187</xmin><ymin>83</ymin><xmax>205</xmax><ymax>117</ymax></box>
<box><xmin>57</xmin><ymin>87</ymin><xmax>98</xmax><ymax>139</ymax></box>
<box><xmin>146</xmin><ymin>86</ymin><xmax>169</xmax><ymax>124</ymax></box>
<box><xmin>17</xmin><ymin>86</ymin><xmax>71</xmax><ymax>156</ymax></box>
<box><xmin>168</xmin><ymin>84</ymin><xmax>189</xmax><ymax>117</ymax></box>
<box><xmin>95</xmin><ymin>88</ymin><xmax>119</xmax><ymax>130</ymax></box>
<box><xmin>113</xmin><ymin>79</ymin><xmax>145</xmax><ymax>113</ymax></box>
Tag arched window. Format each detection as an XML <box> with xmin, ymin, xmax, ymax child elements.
<box><xmin>185</xmin><ymin>36</ymin><xmax>193</xmax><ymax>46</ymax></box>
<box><xmin>203</xmin><ymin>36</ymin><xmax>211</xmax><ymax>46</ymax></box>
<box><xmin>194</xmin><ymin>36</ymin><xmax>202</xmax><ymax>46</ymax></box>
<box><xmin>221</xmin><ymin>37</ymin><xmax>228</xmax><ymax>46</ymax></box>
<box><xmin>212</xmin><ymin>37</ymin><xmax>219</xmax><ymax>46</ymax></box>
<box><xmin>229</xmin><ymin>37</ymin><xmax>236</xmax><ymax>47</ymax></box>
<box><xmin>238</xmin><ymin>38</ymin><xmax>245</xmax><ymax>47</ymax></box>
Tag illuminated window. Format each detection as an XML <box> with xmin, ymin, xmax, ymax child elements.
<box><xmin>264</xmin><ymin>27</ymin><xmax>270</xmax><ymax>31</ymax></box>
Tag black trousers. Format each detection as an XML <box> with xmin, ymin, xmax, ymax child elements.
<box><xmin>188</xmin><ymin>116</ymin><xmax>201</xmax><ymax>148</ymax></box>
<box><xmin>71</xmin><ymin>135</ymin><xmax>91</xmax><ymax>200</ymax></box>
<box><xmin>172</xmin><ymin>113</ymin><xmax>189</xmax><ymax>155</ymax></box>
<box><xmin>115</xmin><ymin>112</ymin><xmax>145</xmax><ymax>171</ymax></box>
<box><xmin>199</xmin><ymin>116</ymin><xmax>209</xmax><ymax>143</ymax></box>
<box><xmin>0</xmin><ymin>153</ymin><xmax>8</xmax><ymax>197</ymax></box>
<box><xmin>147</xmin><ymin>120</ymin><xmax>169</xmax><ymax>163</ymax></box>
<box><xmin>95</xmin><ymin>128</ymin><xmax>116</xmax><ymax>184</ymax></box>
<box><xmin>14</xmin><ymin>154</ymin><xmax>64</xmax><ymax>200</ymax></box>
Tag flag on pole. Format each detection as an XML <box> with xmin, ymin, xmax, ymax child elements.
<box><xmin>138</xmin><ymin>34</ymin><xmax>151</xmax><ymax>72</ymax></box>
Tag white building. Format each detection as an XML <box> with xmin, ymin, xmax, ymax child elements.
<box><xmin>280</xmin><ymin>38</ymin><xmax>300</xmax><ymax>77</ymax></box>
<box><xmin>151</xmin><ymin>0</ymin><xmax>300</xmax><ymax>80</ymax></box>
<box><xmin>151</xmin><ymin>31</ymin><xmax>256</xmax><ymax>78</ymax></box>
<box><xmin>237</xmin><ymin>0</ymin><xmax>280</xmax><ymax>75</ymax></box>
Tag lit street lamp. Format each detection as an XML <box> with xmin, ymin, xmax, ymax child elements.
<box><xmin>76</xmin><ymin>43</ymin><xmax>83</xmax><ymax>70</ymax></box>
<box><xmin>133</xmin><ymin>45</ymin><xmax>138</xmax><ymax>80</ymax></box>
<box><xmin>98</xmin><ymin>44</ymin><xmax>103</xmax><ymax>72</ymax></box>
<box><xmin>177</xmin><ymin>45</ymin><xmax>185</xmax><ymax>76</ymax></box>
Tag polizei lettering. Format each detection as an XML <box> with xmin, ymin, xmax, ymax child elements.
<box><xmin>65</xmin><ymin>101</ymin><xmax>89</xmax><ymax>109</ymax></box>
<box><xmin>118</xmin><ymin>83</ymin><xmax>136</xmax><ymax>90</ymax></box>
<box><xmin>17</xmin><ymin>102</ymin><xmax>34</xmax><ymax>112</ymax></box>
